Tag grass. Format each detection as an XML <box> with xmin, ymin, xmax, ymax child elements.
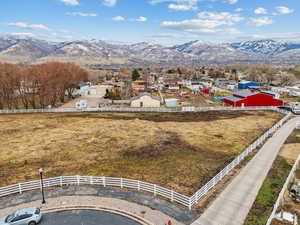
<box><xmin>244</xmin><ymin>129</ymin><xmax>300</xmax><ymax>225</ymax></box>
<box><xmin>0</xmin><ymin>110</ymin><xmax>282</xmax><ymax>195</ymax></box>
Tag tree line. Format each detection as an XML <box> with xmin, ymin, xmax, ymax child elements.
<box><xmin>0</xmin><ymin>62</ymin><xmax>88</xmax><ymax>109</ymax></box>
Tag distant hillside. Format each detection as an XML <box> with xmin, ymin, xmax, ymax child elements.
<box><xmin>1</xmin><ymin>35</ymin><xmax>300</xmax><ymax>66</ymax></box>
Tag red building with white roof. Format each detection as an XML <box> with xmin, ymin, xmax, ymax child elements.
<box><xmin>223</xmin><ymin>90</ymin><xmax>284</xmax><ymax>107</ymax></box>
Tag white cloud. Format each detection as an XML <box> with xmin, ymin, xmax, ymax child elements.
<box><xmin>8</xmin><ymin>22</ymin><xmax>51</xmax><ymax>31</ymax></box>
<box><xmin>185</xmin><ymin>28</ymin><xmax>240</xmax><ymax>34</ymax></box>
<box><xmin>60</xmin><ymin>0</ymin><xmax>79</xmax><ymax>6</ymax></box>
<box><xmin>112</xmin><ymin>16</ymin><xmax>125</xmax><ymax>21</ymax></box>
<box><xmin>136</xmin><ymin>16</ymin><xmax>148</xmax><ymax>22</ymax></box>
<box><xmin>150</xmin><ymin>0</ymin><xmax>198</xmax><ymax>4</ymax></box>
<box><xmin>66</xmin><ymin>12</ymin><xmax>97</xmax><ymax>17</ymax></box>
<box><xmin>103</xmin><ymin>0</ymin><xmax>117</xmax><ymax>7</ymax></box>
<box><xmin>250</xmin><ymin>17</ymin><xmax>273</xmax><ymax>27</ymax></box>
<box><xmin>161</xmin><ymin>19</ymin><xmax>226</xmax><ymax>30</ymax></box>
<box><xmin>254</xmin><ymin>7</ymin><xmax>267</xmax><ymax>15</ymax></box>
<box><xmin>197</xmin><ymin>11</ymin><xmax>244</xmax><ymax>24</ymax></box>
<box><xmin>276</xmin><ymin>6</ymin><xmax>294</xmax><ymax>15</ymax></box>
<box><xmin>161</xmin><ymin>10</ymin><xmax>243</xmax><ymax>35</ymax></box>
<box><xmin>150</xmin><ymin>0</ymin><xmax>198</xmax><ymax>10</ymax></box>
<box><xmin>227</xmin><ymin>0</ymin><xmax>238</xmax><ymax>4</ymax></box>
<box><xmin>10</xmin><ymin>33</ymin><xmax>36</xmax><ymax>38</ymax></box>
<box><xmin>168</xmin><ymin>4</ymin><xmax>195</xmax><ymax>11</ymax></box>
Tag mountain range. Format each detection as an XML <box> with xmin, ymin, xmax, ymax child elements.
<box><xmin>1</xmin><ymin>34</ymin><xmax>300</xmax><ymax>67</ymax></box>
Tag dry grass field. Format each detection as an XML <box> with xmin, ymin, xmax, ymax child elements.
<box><xmin>0</xmin><ymin>111</ymin><xmax>282</xmax><ymax>195</ymax></box>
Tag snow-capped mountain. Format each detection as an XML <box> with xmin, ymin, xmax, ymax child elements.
<box><xmin>230</xmin><ymin>39</ymin><xmax>300</xmax><ymax>56</ymax></box>
<box><xmin>169</xmin><ymin>40</ymin><xmax>255</xmax><ymax>62</ymax></box>
<box><xmin>1</xmin><ymin>35</ymin><xmax>300</xmax><ymax>65</ymax></box>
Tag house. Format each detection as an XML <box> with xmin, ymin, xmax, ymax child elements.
<box><xmin>81</xmin><ymin>85</ymin><xmax>113</xmax><ymax>97</ymax></box>
<box><xmin>131</xmin><ymin>93</ymin><xmax>161</xmax><ymax>108</ymax></box>
<box><xmin>132</xmin><ymin>80</ymin><xmax>147</xmax><ymax>92</ymax></box>
<box><xmin>238</xmin><ymin>81</ymin><xmax>261</xmax><ymax>89</ymax></box>
<box><xmin>223</xmin><ymin>90</ymin><xmax>283</xmax><ymax>107</ymax></box>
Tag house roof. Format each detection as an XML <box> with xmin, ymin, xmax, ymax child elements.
<box><xmin>224</xmin><ymin>96</ymin><xmax>243</xmax><ymax>102</ymax></box>
<box><xmin>233</xmin><ymin>90</ymin><xmax>258</xmax><ymax>98</ymax></box>
<box><xmin>131</xmin><ymin>93</ymin><xmax>160</xmax><ymax>101</ymax></box>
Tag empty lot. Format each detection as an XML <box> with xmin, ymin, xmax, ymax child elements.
<box><xmin>0</xmin><ymin>111</ymin><xmax>282</xmax><ymax>195</ymax></box>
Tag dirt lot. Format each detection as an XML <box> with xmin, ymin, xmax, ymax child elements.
<box><xmin>0</xmin><ymin>111</ymin><xmax>282</xmax><ymax>195</ymax></box>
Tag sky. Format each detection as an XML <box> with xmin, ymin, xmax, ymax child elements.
<box><xmin>0</xmin><ymin>0</ymin><xmax>299</xmax><ymax>45</ymax></box>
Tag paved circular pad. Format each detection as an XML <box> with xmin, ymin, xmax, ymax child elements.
<box><xmin>42</xmin><ymin>210</ymin><xmax>143</xmax><ymax>225</ymax></box>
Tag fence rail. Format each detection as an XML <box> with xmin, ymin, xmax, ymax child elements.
<box><xmin>0</xmin><ymin>176</ymin><xmax>191</xmax><ymax>208</ymax></box>
<box><xmin>265</xmin><ymin>154</ymin><xmax>300</xmax><ymax>225</ymax></box>
<box><xmin>0</xmin><ymin>111</ymin><xmax>292</xmax><ymax>210</ymax></box>
<box><xmin>0</xmin><ymin>106</ymin><xmax>288</xmax><ymax>114</ymax></box>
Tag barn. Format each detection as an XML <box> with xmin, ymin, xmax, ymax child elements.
<box><xmin>238</xmin><ymin>81</ymin><xmax>261</xmax><ymax>89</ymax></box>
<box><xmin>223</xmin><ymin>90</ymin><xmax>284</xmax><ymax>107</ymax></box>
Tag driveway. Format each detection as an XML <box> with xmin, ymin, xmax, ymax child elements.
<box><xmin>41</xmin><ymin>210</ymin><xmax>142</xmax><ymax>225</ymax></box>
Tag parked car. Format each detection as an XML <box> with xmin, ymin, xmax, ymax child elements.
<box><xmin>0</xmin><ymin>207</ymin><xmax>42</xmax><ymax>225</ymax></box>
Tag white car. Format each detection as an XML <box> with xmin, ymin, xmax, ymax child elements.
<box><xmin>0</xmin><ymin>207</ymin><xmax>42</xmax><ymax>225</ymax></box>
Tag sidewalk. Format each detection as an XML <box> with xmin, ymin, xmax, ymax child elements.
<box><xmin>192</xmin><ymin>117</ymin><xmax>300</xmax><ymax>225</ymax></box>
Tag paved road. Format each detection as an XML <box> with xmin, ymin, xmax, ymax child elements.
<box><xmin>192</xmin><ymin>117</ymin><xmax>300</xmax><ymax>225</ymax></box>
<box><xmin>42</xmin><ymin>210</ymin><xmax>142</xmax><ymax>225</ymax></box>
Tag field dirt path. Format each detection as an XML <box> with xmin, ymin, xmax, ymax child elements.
<box><xmin>191</xmin><ymin>116</ymin><xmax>300</xmax><ymax>225</ymax></box>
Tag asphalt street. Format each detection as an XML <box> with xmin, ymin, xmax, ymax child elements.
<box><xmin>41</xmin><ymin>210</ymin><xmax>142</xmax><ymax>225</ymax></box>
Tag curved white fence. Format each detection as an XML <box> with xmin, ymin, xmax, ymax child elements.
<box><xmin>0</xmin><ymin>112</ymin><xmax>291</xmax><ymax>210</ymax></box>
<box><xmin>0</xmin><ymin>176</ymin><xmax>191</xmax><ymax>208</ymax></box>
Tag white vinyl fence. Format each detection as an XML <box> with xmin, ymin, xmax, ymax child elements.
<box><xmin>0</xmin><ymin>176</ymin><xmax>191</xmax><ymax>208</ymax></box>
<box><xmin>265</xmin><ymin>154</ymin><xmax>300</xmax><ymax>225</ymax></box>
<box><xmin>0</xmin><ymin>106</ymin><xmax>289</xmax><ymax>114</ymax></box>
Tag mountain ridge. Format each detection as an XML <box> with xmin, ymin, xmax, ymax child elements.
<box><xmin>0</xmin><ymin>35</ymin><xmax>300</xmax><ymax>66</ymax></box>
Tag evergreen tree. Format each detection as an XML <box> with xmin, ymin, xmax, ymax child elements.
<box><xmin>132</xmin><ymin>69</ymin><xmax>140</xmax><ymax>81</ymax></box>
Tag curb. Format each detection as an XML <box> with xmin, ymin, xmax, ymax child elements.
<box><xmin>41</xmin><ymin>205</ymin><xmax>155</xmax><ymax>225</ymax></box>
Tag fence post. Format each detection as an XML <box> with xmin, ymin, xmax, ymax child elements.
<box><xmin>121</xmin><ymin>178</ymin><xmax>123</xmax><ymax>188</ymax></box>
<box><xmin>60</xmin><ymin>176</ymin><xmax>63</xmax><ymax>187</ymax></box>
<box><xmin>138</xmin><ymin>181</ymin><xmax>140</xmax><ymax>191</ymax></box>
<box><xmin>188</xmin><ymin>199</ymin><xmax>192</xmax><ymax>211</ymax></box>
<box><xmin>90</xmin><ymin>176</ymin><xmax>93</xmax><ymax>185</ymax></box>
<box><xmin>77</xmin><ymin>175</ymin><xmax>80</xmax><ymax>185</ymax></box>
<box><xmin>154</xmin><ymin>184</ymin><xmax>157</xmax><ymax>196</ymax></box>
<box><xmin>171</xmin><ymin>190</ymin><xmax>174</xmax><ymax>202</ymax></box>
<box><xmin>103</xmin><ymin>177</ymin><xmax>106</xmax><ymax>187</ymax></box>
<box><xmin>18</xmin><ymin>183</ymin><xmax>22</xmax><ymax>194</ymax></box>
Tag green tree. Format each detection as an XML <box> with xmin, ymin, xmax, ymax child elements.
<box><xmin>132</xmin><ymin>69</ymin><xmax>140</xmax><ymax>81</ymax></box>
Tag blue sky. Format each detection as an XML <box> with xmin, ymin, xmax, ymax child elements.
<box><xmin>0</xmin><ymin>0</ymin><xmax>299</xmax><ymax>45</ymax></box>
